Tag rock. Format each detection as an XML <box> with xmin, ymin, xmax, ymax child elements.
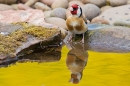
<box><xmin>18</xmin><ymin>3</ymin><xmax>32</xmax><ymax>10</ymax></box>
<box><xmin>0</xmin><ymin>9</ymin><xmax>63</xmax><ymax>67</ymax></box>
<box><xmin>113</xmin><ymin>21</ymin><xmax>130</xmax><ymax>27</ymax></box>
<box><xmin>44</xmin><ymin>11</ymin><xmax>52</xmax><ymax>18</ymax></box>
<box><xmin>11</xmin><ymin>4</ymin><xmax>19</xmax><ymax>10</ymax></box>
<box><xmin>51</xmin><ymin>0</ymin><xmax>68</xmax><ymax>9</ymax></box>
<box><xmin>66</xmin><ymin>9</ymin><xmax>71</xmax><ymax>18</ymax></box>
<box><xmin>96</xmin><ymin>5</ymin><xmax>130</xmax><ymax>25</ymax></box>
<box><xmin>0</xmin><ymin>23</ymin><xmax>61</xmax><ymax>67</ymax></box>
<box><xmin>69</xmin><ymin>0</ymin><xmax>84</xmax><ymax>7</ymax></box>
<box><xmin>45</xmin><ymin>17</ymin><xmax>67</xmax><ymax>30</ymax></box>
<box><xmin>91</xmin><ymin>17</ymin><xmax>110</xmax><ymax>24</ymax></box>
<box><xmin>64</xmin><ymin>24</ymin><xmax>130</xmax><ymax>53</ymax></box>
<box><xmin>34</xmin><ymin>2</ymin><xmax>52</xmax><ymax>11</ymax></box>
<box><xmin>82</xmin><ymin>4</ymin><xmax>101</xmax><ymax>20</ymax></box>
<box><xmin>106</xmin><ymin>0</ymin><xmax>110</xmax><ymax>5</ymax></box>
<box><xmin>21</xmin><ymin>0</ymin><xmax>29</xmax><ymax>3</ymax></box>
<box><xmin>86</xmin><ymin>24</ymin><xmax>130</xmax><ymax>53</ymax></box>
<box><xmin>0</xmin><ymin>23</ymin><xmax>23</xmax><ymax>34</ymax></box>
<box><xmin>45</xmin><ymin>17</ymin><xmax>67</xmax><ymax>38</ymax></box>
<box><xmin>127</xmin><ymin>0</ymin><xmax>130</xmax><ymax>4</ymax></box>
<box><xmin>82</xmin><ymin>0</ymin><xmax>106</xmax><ymax>7</ymax></box>
<box><xmin>68</xmin><ymin>0</ymin><xmax>77</xmax><ymax>2</ymax></box>
<box><xmin>0</xmin><ymin>0</ymin><xmax>17</xmax><ymax>4</ymax></box>
<box><xmin>24</xmin><ymin>0</ymin><xmax>39</xmax><ymax>7</ymax></box>
<box><xmin>101</xmin><ymin>5</ymin><xmax>112</xmax><ymax>12</ymax></box>
<box><xmin>40</xmin><ymin>0</ymin><xmax>56</xmax><ymax>6</ymax></box>
<box><xmin>106</xmin><ymin>0</ymin><xmax>110</xmax><ymax>2</ymax></box>
<box><xmin>0</xmin><ymin>4</ymin><xmax>14</xmax><ymax>11</ymax></box>
<box><xmin>110</xmin><ymin>0</ymin><xmax>127</xmax><ymax>6</ymax></box>
<box><xmin>68</xmin><ymin>0</ymin><xmax>81</xmax><ymax>2</ymax></box>
<box><xmin>50</xmin><ymin>8</ymin><xmax>66</xmax><ymax>19</ymax></box>
<box><xmin>0</xmin><ymin>9</ymin><xmax>63</xmax><ymax>32</ymax></box>
<box><xmin>0</xmin><ymin>9</ymin><xmax>54</xmax><ymax>27</ymax></box>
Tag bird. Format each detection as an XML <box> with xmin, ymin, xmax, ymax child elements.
<box><xmin>66</xmin><ymin>4</ymin><xmax>88</xmax><ymax>44</ymax></box>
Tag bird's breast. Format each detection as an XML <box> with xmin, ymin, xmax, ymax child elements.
<box><xmin>70</xmin><ymin>21</ymin><xmax>79</xmax><ymax>27</ymax></box>
<box><xmin>66</xmin><ymin>17</ymin><xmax>87</xmax><ymax>34</ymax></box>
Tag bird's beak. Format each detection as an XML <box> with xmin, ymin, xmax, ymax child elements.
<box><xmin>68</xmin><ymin>7</ymin><xmax>73</xmax><ymax>11</ymax></box>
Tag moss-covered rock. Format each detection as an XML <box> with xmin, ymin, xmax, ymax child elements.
<box><xmin>0</xmin><ymin>22</ymin><xmax>61</xmax><ymax>66</ymax></box>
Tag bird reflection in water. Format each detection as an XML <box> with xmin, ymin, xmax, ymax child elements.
<box><xmin>64</xmin><ymin>36</ymin><xmax>88</xmax><ymax>84</ymax></box>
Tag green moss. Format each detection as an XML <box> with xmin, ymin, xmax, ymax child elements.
<box><xmin>0</xmin><ymin>34</ymin><xmax>21</xmax><ymax>56</ymax></box>
<box><xmin>24</xmin><ymin>26</ymin><xmax>58</xmax><ymax>39</ymax></box>
<box><xmin>87</xmin><ymin>30</ymin><xmax>96</xmax><ymax>37</ymax></box>
<box><xmin>0</xmin><ymin>22</ymin><xmax>59</xmax><ymax>56</ymax></box>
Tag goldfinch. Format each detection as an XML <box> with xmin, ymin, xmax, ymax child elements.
<box><xmin>66</xmin><ymin>4</ymin><xmax>88</xmax><ymax>44</ymax></box>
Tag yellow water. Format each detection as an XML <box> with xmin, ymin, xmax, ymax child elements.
<box><xmin>0</xmin><ymin>46</ymin><xmax>130</xmax><ymax>86</ymax></box>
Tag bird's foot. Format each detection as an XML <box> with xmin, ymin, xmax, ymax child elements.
<box><xmin>80</xmin><ymin>38</ymin><xmax>84</xmax><ymax>44</ymax></box>
<box><xmin>67</xmin><ymin>39</ymin><xmax>76</xmax><ymax>49</ymax></box>
<box><xmin>80</xmin><ymin>39</ymin><xmax>85</xmax><ymax>51</ymax></box>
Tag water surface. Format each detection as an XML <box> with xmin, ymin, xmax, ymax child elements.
<box><xmin>0</xmin><ymin>46</ymin><xmax>130</xmax><ymax>86</ymax></box>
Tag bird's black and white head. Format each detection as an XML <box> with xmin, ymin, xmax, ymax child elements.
<box><xmin>69</xmin><ymin>4</ymin><xmax>82</xmax><ymax>17</ymax></box>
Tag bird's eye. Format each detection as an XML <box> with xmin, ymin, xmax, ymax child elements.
<box><xmin>73</xmin><ymin>8</ymin><xmax>78</xmax><ymax>10</ymax></box>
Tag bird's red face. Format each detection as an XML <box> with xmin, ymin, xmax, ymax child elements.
<box><xmin>69</xmin><ymin>73</ymin><xmax>82</xmax><ymax>84</ymax></box>
<box><xmin>70</xmin><ymin>74</ymin><xmax>79</xmax><ymax>84</ymax></box>
<box><xmin>69</xmin><ymin>4</ymin><xmax>79</xmax><ymax>15</ymax></box>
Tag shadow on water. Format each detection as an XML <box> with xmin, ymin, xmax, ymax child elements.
<box><xmin>64</xmin><ymin>33</ymin><xmax>89</xmax><ymax>84</ymax></box>
<box><xmin>18</xmin><ymin>46</ymin><xmax>62</xmax><ymax>63</ymax></box>
<box><xmin>0</xmin><ymin>46</ymin><xmax>62</xmax><ymax>67</ymax></box>
<box><xmin>65</xmin><ymin>42</ymin><xmax>88</xmax><ymax>84</ymax></box>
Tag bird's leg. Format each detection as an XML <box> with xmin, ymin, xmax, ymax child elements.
<box><xmin>66</xmin><ymin>32</ymin><xmax>73</xmax><ymax>44</ymax></box>
<box><xmin>80</xmin><ymin>33</ymin><xmax>85</xmax><ymax>44</ymax></box>
<box><xmin>81</xmin><ymin>33</ymin><xmax>85</xmax><ymax>44</ymax></box>
<box><xmin>80</xmin><ymin>33</ymin><xmax>85</xmax><ymax>50</ymax></box>
<box><xmin>68</xmin><ymin>34</ymin><xmax>73</xmax><ymax>43</ymax></box>
<box><xmin>67</xmin><ymin>33</ymin><xmax>76</xmax><ymax>49</ymax></box>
